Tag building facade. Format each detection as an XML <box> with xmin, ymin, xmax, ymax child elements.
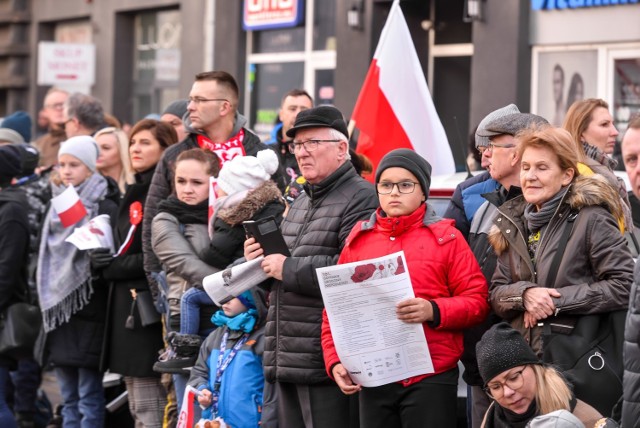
<box><xmin>3</xmin><ymin>0</ymin><xmax>638</xmax><ymax>169</ymax></box>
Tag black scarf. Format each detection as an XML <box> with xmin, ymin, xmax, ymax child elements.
<box><xmin>484</xmin><ymin>399</ymin><xmax>538</xmax><ymax>428</ymax></box>
<box><xmin>158</xmin><ymin>195</ymin><xmax>208</xmax><ymax>225</ymax></box>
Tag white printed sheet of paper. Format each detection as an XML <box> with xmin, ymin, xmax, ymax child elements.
<box><xmin>317</xmin><ymin>251</ymin><xmax>434</xmax><ymax>387</ymax></box>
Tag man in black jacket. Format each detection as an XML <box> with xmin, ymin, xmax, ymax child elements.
<box><xmin>621</xmin><ymin>114</ymin><xmax>640</xmax><ymax>426</ymax></box>
<box><xmin>0</xmin><ymin>145</ymin><xmax>30</xmax><ymax>426</ymax></box>
<box><xmin>245</xmin><ymin>106</ymin><xmax>378</xmax><ymax>427</ymax></box>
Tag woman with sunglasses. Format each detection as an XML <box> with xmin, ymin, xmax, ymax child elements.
<box><xmin>321</xmin><ymin>149</ymin><xmax>489</xmax><ymax>427</ymax></box>
<box><xmin>476</xmin><ymin>322</ymin><xmax>606</xmax><ymax>428</ymax></box>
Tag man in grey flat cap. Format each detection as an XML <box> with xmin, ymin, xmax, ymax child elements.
<box><xmin>459</xmin><ymin>109</ymin><xmax>549</xmax><ymax>428</ymax></box>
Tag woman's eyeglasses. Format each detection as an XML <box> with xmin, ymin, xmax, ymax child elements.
<box><xmin>483</xmin><ymin>366</ymin><xmax>527</xmax><ymax>399</ymax></box>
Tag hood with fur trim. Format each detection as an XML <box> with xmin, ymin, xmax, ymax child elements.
<box><xmin>489</xmin><ymin>174</ymin><xmax>624</xmax><ymax>255</ymax></box>
<box><xmin>217</xmin><ymin>180</ymin><xmax>283</xmax><ymax>226</ymax></box>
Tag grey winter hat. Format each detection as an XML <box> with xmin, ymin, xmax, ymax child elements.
<box><xmin>477</xmin><ymin>113</ymin><xmax>549</xmax><ymax>139</ymax></box>
<box><xmin>476</xmin><ymin>322</ymin><xmax>540</xmax><ymax>386</ymax></box>
<box><xmin>58</xmin><ymin>135</ymin><xmax>99</xmax><ymax>172</ymax></box>
<box><xmin>525</xmin><ymin>410</ymin><xmax>585</xmax><ymax>428</ymax></box>
<box><xmin>375</xmin><ymin>148</ymin><xmax>432</xmax><ymax>196</ymax></box>
<box><xmin>162</xmin><ymin>99</ymin><xmax>188</xmax><ymax>120</ymax></box>
<box><xmin>475</xmin><ymin>104</ymin><xmax>520</xmax><ymax>148</ymax></box>
<box><xmin>0</xmin><ymin>128</ymin><xmax>24</xmax><ymax>145</ymax></box>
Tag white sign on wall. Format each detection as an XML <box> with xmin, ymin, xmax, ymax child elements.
<box><xmin>37</xmin><ymin>42</ymin><xmax>96</xmax><ymax>86</ymax></box>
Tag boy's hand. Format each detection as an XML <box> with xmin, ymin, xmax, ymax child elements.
<box><xmin>198</xmin><ymin>388</ymin><xmax>213</xmax><ymax>407</ymax></box>
<box><xmin>332</xmin><ymin>363</ymin><xmax>361</xmax><ymax>395</ymax></box>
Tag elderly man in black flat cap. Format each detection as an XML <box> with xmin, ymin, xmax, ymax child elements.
<box><xmin>245</xmin><ymin>105</ymin><xmax>378</xmax><ymax>427</ymax></box>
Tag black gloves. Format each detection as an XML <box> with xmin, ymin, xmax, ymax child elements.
<box><xmin>89</xmin><ymin>248</ymin><xmax>114</xmax><ymax>271</ymax></box>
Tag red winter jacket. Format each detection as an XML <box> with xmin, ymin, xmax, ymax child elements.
<box><xmin>321</xmin><ymin>204</ymin><xmax>489</xmax><ymax>387</ymax></box>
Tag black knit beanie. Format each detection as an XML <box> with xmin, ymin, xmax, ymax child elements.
<box><xmin>476</xmin><ymin>322</ymin><xmax>540</xmax><ymax>386</ymax></box>
<box><xmin>0</xmin><ymin>144</ymin><xmax>22</xmax><ymax>185</ymax></box>
<box><xmin>375</xmin><ymin>149</ymin><xmax>432</xmax><ymax>196</ymax></box>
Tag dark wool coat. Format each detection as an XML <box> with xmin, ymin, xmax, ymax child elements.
<box><xmin>100</xmin><ymin>169</ymin><xmax>164</xmax><ymax>377</ymax></box>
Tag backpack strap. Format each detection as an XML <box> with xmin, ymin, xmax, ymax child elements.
<box><xmin>546</xmin><ymin>210</ymin><xmax>578</xmax><ymax>288</ymax></box>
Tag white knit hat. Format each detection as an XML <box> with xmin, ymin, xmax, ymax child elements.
<box><xmin>217</xmin><ymin>149</ymin><xmax>279</xmax><ymax>195</ymax></box>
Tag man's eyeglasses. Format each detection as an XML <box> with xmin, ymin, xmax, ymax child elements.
<box><xmin>478</xmin><ymin>142</ymin><xmax>516</xmax><ymax>155</ymax></box>
<box><xmin>288</xmin><ymin>139</ymin><xmax>340</xmax><ymax>154</ymax></box>
<box><xmin>45</xmin><ymin>102</ymin><xmax>65</xmax><ymax>110</ymax></box>
<box><xmin>188</xmin><ymin>97</ymin><xmax>228</xmax><ymax>105</ymax></box>
<box><xmin>483</xmin><ymin>366</ymin><xmax>527</xmax><ymax>399</ymax></box>
<box><xmin>376</xmin><ymin>181</ymin><xmax>419</xmax><ymax>195</ymax></box>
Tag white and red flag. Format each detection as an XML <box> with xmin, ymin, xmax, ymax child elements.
<box><xmin>51</xmin><ymin>185</ymin><xmax>87</xmax><ymax>228</ymax></box>
<box><xmin>352</xmin><ymin>0</ymin><xmax>455</xmax><ymax>179</ymax></box>
<box><xmin>208</xmin><ymin>176</ymin><xmax>218</xmax><ymax>238</ymax></box>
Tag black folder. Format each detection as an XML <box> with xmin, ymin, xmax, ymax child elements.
<box><xmin>242</xmin><ymin>216</ymin><xmax>290</xmax><ymax>256</ymax></box>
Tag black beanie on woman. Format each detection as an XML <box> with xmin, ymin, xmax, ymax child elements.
<box><xmin>476</xmin><ymin>322</ymin><xmax>540</xmax><ymax>386</ymax></box>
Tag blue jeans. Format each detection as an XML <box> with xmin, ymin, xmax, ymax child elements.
<box><xmin>55</xmin><ymin>367</ymin><xmax>105</xmax><ymax>428</ymax></box>
<box><xmin>180</xmin><ymin>288</ymin><xmax>214</xmax><ymax>335</ymax></box>
<box><xmin>172</xmin><ymin>373</ymin><xmax>188</xmax><ymax>410</ymax></box>
<box><xmin>10</xmin><ymin>357</ymin><xmax>41</xmax><ymax>415</ymax></box>
<box><xmin>0</xmin><ymin>366</ymin><xmax>17</xmax><ymax>428</ymax></box>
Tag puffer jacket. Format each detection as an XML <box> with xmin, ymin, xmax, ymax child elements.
<box><xmin>321</xmin><ymin>203</ymin><xmax>489</xmax><ymax>387</ymax></box>
<box><xmin>151</xmin><ymin>212</ymin><xmax>218</xmax><ymax>317</ymax></box>
<box><xmin>188</xmin><ymin>288</ymin><xmax>268</xmax><ymax>427</ymax></box>
<box><xmin>263</xmin><ymin>161</ymin><xmax>378</xmax><ymax>384</ymax></box>
<box><xmin>143</xmin><ymin>113</ymin><xmax>286</xmax><ymax>300</ymax></box>
<box><xmin>444</xmin><ymin>171</ymin><xmax>498</xmax><ymax>240</ymax></box>
<box><xmin>488</xmin><ymin>175</ymin><xmax>633</xmax><ymax>355</ymax></box>
<box><xmin>622</xmin><ymin>260</ymin><xmax>640</xmax><ymax>427</ymax></box>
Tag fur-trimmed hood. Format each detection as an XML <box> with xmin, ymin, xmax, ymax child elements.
<box><xmin>489</xmin><ymin>174</ymin><xmax>624</xmax><ymax>255</ymax></box>
<box><xmin>216</xmin><ymin>180</ymin><xmax>283</xmax><ymax>226</ymax></box>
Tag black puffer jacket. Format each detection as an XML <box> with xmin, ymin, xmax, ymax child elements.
<box><xmin>622</xmin><ymin>261</ymin><xmax>640</xmax><ymax>427</ymax></box>
<box><xmin>263</xmin><ymin>161</ymin><xmax>378</xmax><ymax>384</ymax></box>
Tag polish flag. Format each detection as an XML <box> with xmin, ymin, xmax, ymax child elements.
<box><xmin>51</xmin><ymin>185</ymin><xmax>87</xmax><ymax>228</ymax></box>
<box><xmin>352</xmin><ymin>0</ymin><xmax>455</xmax><ymax>179</ymax></box>
<box><xmin>176</xmin><ymin>385</ymin><xmax>198</xmax><ymax>428</ymax></box>
<box><xmin>208</xmin><ymin>176</ymin><xmax>218</xmax><ymax>238</ymax></box>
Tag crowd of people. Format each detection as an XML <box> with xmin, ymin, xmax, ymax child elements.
<box><xmin>0</xmin><ymin>67</ymin><xmax>638</xmax><ymax>428</ymax></box>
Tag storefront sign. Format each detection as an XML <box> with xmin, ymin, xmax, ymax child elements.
<box><xmin>37</xmin><ymin>42</ymin><xmax>95</xmax><ymax>86</ymax></box>
<box><xmin>532</xmin><ymin>0</ymin><xmax>638</xmax><ymax>11</ymax></box>
<box><xmin>243</xmin><ymin>0</ymin><xmax>304</xmax><ymax>30</ymax></box>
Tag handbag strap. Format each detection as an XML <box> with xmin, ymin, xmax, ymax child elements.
<box><xmin>546</xmin><ymin>210</ymin><xmax>578</xmax><ymax>288</ymax></box>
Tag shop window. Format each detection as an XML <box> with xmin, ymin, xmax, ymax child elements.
<box><xmin>313</xmin><ymin>0</ymin><xmax>336</xmax><ymax>51</ymax></box>
<box><xmin>613</xmin><ymin>58</ymin><xmax>640</xmax><ymax>135</ymax></box>
<box><xmin>434</xmin><ymin>0</ymin><xmax>472</xmax><ymax>45</ymax></box>
<box><xmin>254</xmin><ymin>27</ymin><xmax>305</xmax><ymax>53</ymax></box>
<box><xmin>246</xmin><ymin>0</ymin><xmax>336</xmax><ymax>137</ymax></box>
<box><xmin>132</xmin><ymin>9</ymin><xmax>181</xmax><ymax>120</ymax></box>
<box><xmin>249</xmin><ymin>62</ymin><xmax>304</xmax><ymax>140</ymax></box>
